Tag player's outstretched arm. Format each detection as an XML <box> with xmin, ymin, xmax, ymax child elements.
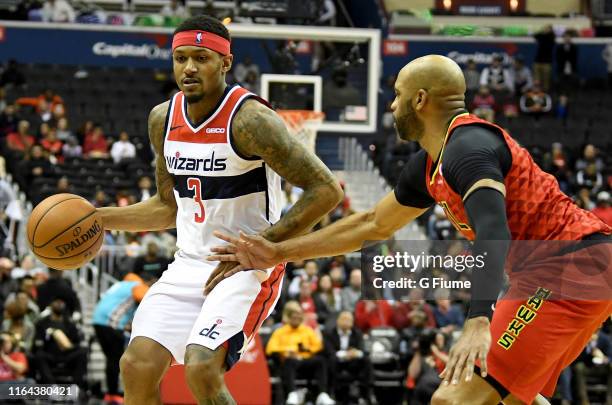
<box><xmin>207</xmin><ymin>191</ymin><xmax>427</xmax><ymax>270</ymax></box>
<box><xmin>97</xmin><ymin>102</ymin><xmax>177</xmax><ymax>232</ymax></box>
<box><xmin>232</xmin><ymin>100</ymin><xmax>343</xmax><ymax>242</ymax></box>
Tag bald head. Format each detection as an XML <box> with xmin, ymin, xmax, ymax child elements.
<box><xmin>391</xmin><ymin>55</ymin><xmax>466</xmax><ymax>142</ymax></box>
<box><xmin>397</xmin><ymin>55</ymin><xmax>466</xmax><ymax>104</ymax></box>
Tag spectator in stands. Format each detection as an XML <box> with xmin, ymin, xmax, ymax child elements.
<box><xmin>576</xmin><ymin>163</ymin><xmax>603</xmax><ymax>196</ymax></box>
<box><xmin>137</xmin><ymin>176</ymin><xmax>153</xmax><ymax>202</ymax></box>
<box><xmin>33</xmin><ymin>297</ymin><xmax>87</xmax><ymax>388</ymax></box>
<box><xmin>234</xmin><ymin>56</ymin><xmax>260</xmax><ymax>84</ymax></box>
<box><xmin>55</xmin><ymin>176</ymin><xmax>72</xmax><ymax>194</ymax></box>
<box><xmin>62</xmin><ymin>135</ymin><xmax>82</xmax><ymax>159</ymax></box>
<box><xmin>266</xmin><ymin>301</ymin><xmax>335</xmax><ymax>405</ymax></box>
<box><xmin>288</xmin><ymin>260</ymin><xmax>319</xmax><ymax>298</ymax></box>
<box><xmin>406</xmin><ymin>330</ymin><xmax>447</xmax><ymax>405</ymax></box>
<box><xmin>573</xmin><ymin>329</ymin><xmax>611</xmax><ymax>405</ymax></box>
<box><xmin>533</xmin><ymin>25</ymin><xmax>555</xmax><ymax>91</ymax></box>
<box><xmin>575</xmin><ymin>144</ymin><xmax>604</xmax><ymax>173</ymax></box>
<box><xmin>241</xmin><ymin>70</ymin><xmax>260</xmax><ymax>94</ymax></box>
<box><xmin>556</xmin><ymin>31</ymin><xmax>578</xmax><ymax>91</ymax></box>
<box><xmin>83</xmin><ymin>125</ymin><xmax>109</xmax><ymax>158</ymax></box>
<box><xmin>471</xmin><ymin>85</ymin><xmax>496</xmax><ymax>122</ymax></box>
<box><xmin>322</xmin><ymin>254</ymin><xmax>351</xmax><ymax>277</ymax></box>
<box><xmin>297</xmin><ymin>278</ymin><xmax>324</xmax><ymax>330</ymax></box>
<box><xmin>41</xmin><ymin>0</ymin><xmax>76</xmax><ymax>22</ymax></box>
<box><xmin>603</xmin><ymin>40</ymin><xmax>612</xmax><ymax>89</ymax></box>
<box><xmin>77</xmin><ymin>120</ymin><xmax>94</xmax><ymax>143</ymax></box>
<box><xmin>313</xmin><ymin>274</ymin><xmax>341</xmax><ymax>326</ymax></box>
<box><xmin>92</xmin><ymin>273</ymin><xmax>155</xmax><ymax>405</ymax></box>
<box><xmin>392</xmin><ymin>289</ymin><xmax>436</xmax><ymax>330</ymax></box>
<box><xmin>433</xmin><ymin>298</ymin><xmax>464</xmax><ymax>334</ymax></box>
<box><xmin>139</xmin><ymin>230</ymin><xmax>176</xmax><ymax>259</ymax></box>
<box><xmin>110</xmin><ymin>131</ymin><xmax>136</xmax><ymax>164</ymax></box>
<box><xmin>36</xmin><ymin>269</ymin><xmax>81</xmax><ymax>316</ymax></box>
<box><xmin>40</xmin><ymin>127</ymin><xmax>63</xmax><ymax>161</ymax></box>
<box><xmin>55</xmin><ymin>117</ymin><xmax>72</xmax><ymax>141</ymax></box>
<box><xmin>51</xmin><ymin>102</ymin><xmax>66</xmax><ymax>123</ymax></box>
<box><xmin>35</xmin><ymin>99</ymin><xmax>53</xmax><ymax>124</ymax></box>
<box><xmin>592</xmin><ymin>191</ymin><xmax>612</xmax><ymax>226</ymax></box>
<box><xmin>576</xmin><ymin>188</ymin><xmax>595</xmax><ymax>211</ymax></box>
<box><xmin>91</xmin><ymin>190</ymin><xmax>109</xmax><ymax>208</ymax></box>
<box><xmin>2</xmin><ymin>298</ymin><xmax>35</xmax><ymax>351</ymax></box>
<box><xmin>0</xmin><ymin>60</ymin><xmax>26</xmax><ymax>89</ymax></box>
<box><xmin>37</xmin><ymin>122</ymin><xmax>50</xmax><ymax>140</ymax></box>
<box><xmin>160</xmin><ymin>0</ymin><xmax>190</xmax><ymax>19</ymax></box>
<box><xmin>542</xmin><ymin>142</ymin><xmax>571</xmax><ymax>191</ymax></box>
<box><xmin>354</xmin><ymin>300</ymin><xmax>394</xmax><ymax>333</ymax></box>
<box><xmin>340</xmin><ymin>269</ymin><xmax>361</xmax><ymax>312</ymax></box>
<box><xmin>479</xmin><ymin>54</ymin><xmax>512</xmax><ymax>96</ymax></box>
<box><xmin>0</xmin><ymin>104</ymin><xmax>19</xmax><ymax>137</ymax></box>
<box><xmin>18</xmin><ymin>145</ymin><xmax>51</xmax><ymax>191</ymax></box>
<box><xmin>462</xmin><ymin>59</ymin><xmax>480</xmax><ymax>95</ymax></box>
<box><xmin>519</xmin><ymin>81</ymin><xmax>552</xmax><ymax>118</ymax></box>
<box><xmin>0</xmin><ymin>332</ymin><xmax>29</xmax><ymax>382</ymax></box>
<box><xmin>6</xmin><ymin>120</ymin><xmax>35</xmax><ymax>154</ymax></box>
<box><xmin>0</xmin><ymin>258</ymin><xmax>17</xmax><ymax>315</ymax></box>
<box><xmin>133</xmin><ymin>242</ymin><xmax>168</xmax><ymax>280</ymax></box>
<box><xmin>508</xmin><ymin>55</ymin><xmax>533</xmax><ymax>95</ymax></box>
<box><xmin>324</xmin><ymin>311</ymin><xmax>372</xmax><ymax>403</ymax></box>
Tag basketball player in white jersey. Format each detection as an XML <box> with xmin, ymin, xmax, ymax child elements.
<box><xmin>97</xmin><ymin>15</ymin><xmax>342</xmax><ymax>405</ymax></box>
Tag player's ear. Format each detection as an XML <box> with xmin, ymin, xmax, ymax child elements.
<box><xmin>414</xmin><ymin>89</ymin><xmax>427</xmax><ymax>111</ymax></box>
<box><xmin>222</xmin><ymin>54</ymin><xmax>233</xmax><ymax>73</ymax></box>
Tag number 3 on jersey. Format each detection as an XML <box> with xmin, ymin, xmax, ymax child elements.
<box><xmin>187</xmin><ymin>178</ymin><xmax>205</xmax><ymax>223</ymax></box>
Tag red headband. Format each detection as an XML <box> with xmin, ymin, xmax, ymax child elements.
<box><xmin>172</xmin><ymin>30</ymin><xmax>231</xmax><ymax>55</ymax></box>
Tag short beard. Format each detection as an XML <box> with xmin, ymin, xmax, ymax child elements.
<box><xmin>185</xmin><ymin>93</ymin><xmax>205</xmax><ymax>103</ymax></box>
<box><xmin>395</xmin><ymin>103</ymin><xmax>424</xmax><ymax>142</ymax></box>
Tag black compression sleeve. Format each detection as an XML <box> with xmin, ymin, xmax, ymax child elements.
<box><xmin>464</xmin><ymin>188</ymin><xmax>511</xmax><ymax>320</ymax></box>
<box><xmin>394</xmin><ymin>150</ymin><xmax>435</xmax><ymax>209</ymax></box>
<box><xmin>443</xmin><ymin>125</ymin><xmax>511</xmax><ymax>197</ymax></box>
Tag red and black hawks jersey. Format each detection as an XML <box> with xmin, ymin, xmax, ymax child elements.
<box><xmin>425</xmin><ymin>113</ymin><xmax>611</xmax><ymax>241</ymax></box>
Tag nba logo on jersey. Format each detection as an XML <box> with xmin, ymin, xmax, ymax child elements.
<box><xmin>196</xmin><ymin>32</ymin><xmax>203</xmax><ymax>44</ymax></box>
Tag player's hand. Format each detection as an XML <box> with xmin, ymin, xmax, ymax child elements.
<box><xmin>204</xmin><ymin>260</ymin><xmax>242</xmax><ymax>295</ymax></box>
<box><xmin>439</xmin><ymin>317</ymin><xmax>491</xmax><ymax>385</ymax></box>
<box><xmin>207</xmin><ymin>230</ymin><xmax>282</xmax><ymax>271</ymax></box>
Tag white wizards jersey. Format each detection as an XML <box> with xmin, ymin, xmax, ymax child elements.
<box><xmin>163</xmin><ymin>85</ymin><xmax>282</xmax><ymax>262</ymax></box>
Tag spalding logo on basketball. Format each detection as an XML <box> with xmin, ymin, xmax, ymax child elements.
<box><xmin>27</xmin><ymin>193</ymin><xmax>105</xmax><ymax>270</ymax></box>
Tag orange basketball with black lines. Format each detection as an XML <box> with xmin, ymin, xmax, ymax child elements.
<box><xmin>27</xmin><ymin>193</ymin><xmax>104</xmax><ymax>270</ymax></box>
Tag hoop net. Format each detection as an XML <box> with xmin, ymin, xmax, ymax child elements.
<box><xmin>278</xmin><ymin>110</ymin><xmax>325</xmax><ymax>153</ymax></box>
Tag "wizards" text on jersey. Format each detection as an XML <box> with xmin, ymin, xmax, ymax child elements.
<box><xmin>165</xmin><ymin>151</ymin><xmax>227</xmax><ymax>172</ymax></box>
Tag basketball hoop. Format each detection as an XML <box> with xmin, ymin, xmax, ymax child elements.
<box><xmin>278</xmin><ymin>110</ymin><xmax>325</xmax><ymax>153</ymax></box>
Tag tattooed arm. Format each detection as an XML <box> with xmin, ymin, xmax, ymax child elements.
<box><xmin>233</xmin><ymin>99</ymin><xmax>343</xmax><ymax>242</ymax></box>
<box><xmin>204</xmin><ymin>100</ymin><xmax>342</xmax><ymax>293</ymax></box>
<box><xmin>97</xmin><ymin>102</ymin><xmax>177</xmax><ymax>231</ymax></box>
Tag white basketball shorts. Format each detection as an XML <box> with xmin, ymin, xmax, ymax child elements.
<box><xmin>129</xmin><ymin>255</ymin><xmax>285</xmax><ymax>368</ymax></box>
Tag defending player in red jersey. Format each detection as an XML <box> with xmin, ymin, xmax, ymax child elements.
<box><xmin>207</xmin><ymin>55</ymin><xmax>612</xmax><ymax>405</ymax></box>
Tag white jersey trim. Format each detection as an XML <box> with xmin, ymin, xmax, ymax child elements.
<box><xmin>181</xmin><ymin>85</ymin><xmax>241</xmax><ymax>133</ymax></box>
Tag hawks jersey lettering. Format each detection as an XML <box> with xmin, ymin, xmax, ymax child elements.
<box><xmin>163</xmin><ymin>85</ymin><xmax>282</xmax><ymax>262</ymax></box>
<box><xmin>425</xmin><ymin>113</ymin><xmax>611</xmax><ymax>241</ymax></box>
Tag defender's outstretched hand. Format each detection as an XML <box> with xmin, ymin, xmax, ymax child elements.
<box><xmin>439</xmin><ymin>317</ymin><xmax>491</xmax><ymax>385</ymax></box>
<box><xmin>205</xmin><ymin>231</ymin><xmax>283</xmax><ymax>294</ymax></box>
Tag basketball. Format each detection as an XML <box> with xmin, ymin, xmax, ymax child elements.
<box><xmin>27</xmin><ymin>193</ymin><xmax>104</xmax><ymax>270</ymax></box>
